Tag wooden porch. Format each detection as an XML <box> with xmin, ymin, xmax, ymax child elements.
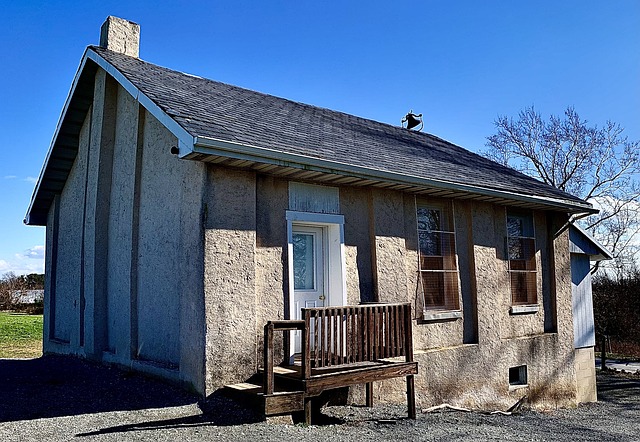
<box><xmin>224</xmin><ymin>303</ymin><xmax>418</xmax><ymax>424</ymax></box>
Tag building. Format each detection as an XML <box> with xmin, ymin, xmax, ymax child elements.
<box><xmin>26</xmin><ymin>16</ymin><xmax>603</xmax><ymax>411</ymax></box>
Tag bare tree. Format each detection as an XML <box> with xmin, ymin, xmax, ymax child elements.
<box><xmin>485</xmin><ymin>106</ymin><xmax>640</xmax><ymax>275</ymax></box>
<box><xmin>0</xmin><ymin>272</ymin><xmax>26</xmax><ymax>310</ymax></box>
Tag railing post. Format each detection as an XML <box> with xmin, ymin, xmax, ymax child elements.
<box><xmin>263</xmin><ymin>322</ymin><xmax>274</xmax><ymax>395</ymax></box>
<box><xmin>302</xmin><ymin>309</ymin><xmax>311</xmax><ymax>380</ymax></box>
<box><xmin>403</xmin><ymin>303</ymin><xmax>416</xmax><ymax>419</ymax></box>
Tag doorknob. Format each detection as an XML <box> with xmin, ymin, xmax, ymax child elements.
<box><xmin>319</xmin><ymin>294</ymin><xmax>326</xmax><ymax>301</ymax></box>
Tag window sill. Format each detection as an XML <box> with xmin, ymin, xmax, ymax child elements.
<box><xmin>510</xmin><ymin>304</ymin><xmax>539</xmax><ymax>315</ymax></box>
<box><xmin>420</xmin><ymin>310</ymin><xmax>463</xmax><ymax>322</ymax></box>
<box><xmin>509</xmin><ymin>383</ymin><xmax>529</xmax><ymax>392</ymax></box>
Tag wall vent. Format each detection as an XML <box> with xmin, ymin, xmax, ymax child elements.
<box><xmin>509</xmin><ymin>365</ymin><xmax>528</xmax><ymax>388</ymax></box>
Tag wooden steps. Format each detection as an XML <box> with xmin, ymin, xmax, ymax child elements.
<box><xmin>223</xmin><ymin>379</ymin><xmax>305</xmax><ymax>416</ymax></box>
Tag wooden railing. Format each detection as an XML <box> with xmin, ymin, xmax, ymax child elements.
<box><xmin>263</xmin><ymin>303</ymin><xmax>414</xmax><ymax>393</ymax></box>
<box><xmin>263</xmin><ymin>320</ymin><xmax>304</xmax><ymax>396</ymax></box>
<box><xmin>302</xmin><ymin>303</ymin><xmax>412</xmax><ymax>370</ymax></box>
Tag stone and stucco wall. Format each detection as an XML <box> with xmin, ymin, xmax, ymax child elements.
<box><xmin>201</xmin><ymin>175</ymin><xmax>579</xmax><ymax>409</ymax></box>
<box><xmin>44</xmin><ymin>66</ymin><xmax>206</xmax><ymax>392</ymax></box>
<box><xmin>203</xmin><ymin>167</ymin><xmax>258</xmax><ymax>394</ymax></box>
<box><xmin>44</xmin><ymin>68</ymin><xmax>580</xmax><ymax>406</ymax></box>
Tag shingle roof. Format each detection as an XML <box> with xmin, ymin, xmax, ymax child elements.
<box><xmin>26</xmin><ymin>46</ymin><xmax>593</xmax><ymax>225</ymax></box>
<box><xmin>92</xmin><ymin>46</ymin><xmax>588</xmax><ymax>208</ymax></box>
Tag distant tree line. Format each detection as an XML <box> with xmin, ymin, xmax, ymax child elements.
<box><xmin>0</xmin><ymin>272</ymin><xmax>45</xmax><ymax>311</ymax></box>
<box><xmin>593</xmin><ymin>269</ymin><xmax>640</xmax><ymax>358</ymax></box>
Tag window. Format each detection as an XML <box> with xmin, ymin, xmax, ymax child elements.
<box><xmin>506</xmin><ymin>210</ymin><xmax>537</xmax><ymax>305</ymax></box>
<box><xmin>417</xmin><ymin>201</ymin><xmax>460</xmax><ymax>311</ymax></box>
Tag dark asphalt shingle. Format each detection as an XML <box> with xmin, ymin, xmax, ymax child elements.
<box><xmin>92</xmin><ymin>46</ymin><xmax>588</xmax><ymax>207</ymax></box>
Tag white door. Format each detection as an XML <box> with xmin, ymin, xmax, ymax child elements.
<box><xmin>292</xmin><ymin>225</ymin><xmax>326</xmax><ymax>353</ymax></box>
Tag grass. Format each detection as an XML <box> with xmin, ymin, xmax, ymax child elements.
<box><xmin>0</xmin><ymin>311</ymin><xmax>43</xmax><ymax>358</ymax></box>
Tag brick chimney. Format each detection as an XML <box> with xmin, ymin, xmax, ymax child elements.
<box><xmin>99</xmin><ymin>16</ymin><xmax>140</xmax><ymax>58</ymax></box>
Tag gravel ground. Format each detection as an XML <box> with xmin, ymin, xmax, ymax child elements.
<box><xmin>1</xmin><ymin>356</ymin><xmax>638</xmax><ymax>441</ymax></box>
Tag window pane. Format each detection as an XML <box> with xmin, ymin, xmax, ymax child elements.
<box><xmin>420</xmin><ymin>231</ymin><xmax>456</xmax><ymax>270</ymax></box>
<box><xmin>293</xmin><ymin>233</ymin><xmax>314</xmax><ymax>290</ymax></box>
<box><xmin>507</xmin><ymin>216</ymin><xmax>523</xmax><ymax>238</ymax></box>
<box><xmin>417</xmin><ymin>207</ymin><xmax>441</xmax><ymax>232</ymax></box>
<box><xmin>419</xmin><ymin>231</ymin><xmax>441</xmax><ymax>256</ymax></box>
<box><xmin>422</xmin><ymin>271</ymin><xmax>459</xmax><ymax>309</ymax></box>
<box><xmin>507</xmin><ymin>212</ymin><xmax>534</xmax><ymax>237</ymax></box>
<box><xmin>508</xmin><ymin>238</ymin><xmax>536</xmax><ymax>270</ymax></box>
<box><xmin>416</xmin><ymin>202</ymin><xmax>459</xmax><ymax>311</ymax></box>
<box><xmin>510</xmin><ymin>272</ymin><xmax>537</xmax><ymax>305</ymax></box>
<box><xmin>506</xmin><ymin>211</ymin><xmax>536</xmax><ymax>306</ymax></box>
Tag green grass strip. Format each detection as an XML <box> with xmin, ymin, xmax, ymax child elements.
<box><xmin>0</xmin><ymin>312</ymin><xmax>43</xmax><ymax>358</ymax></box>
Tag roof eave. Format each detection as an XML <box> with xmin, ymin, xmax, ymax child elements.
<box><xmin>24</xmin><ymin>48</ymin><xmax>92</xmax><ymax>226</ymax></box>
<box><xmin>24</xmin><ymin>48</ymin><xmax>196</xmax><ymax>226</ymax></box>
<box><xmin>192</xmin><ymin>136</ymin><xmax>596</xmax><ymax>215</ymax></box>
<box><xmin>571</xmin><ymin>223</ymin><xmax>614</xmax><ymax>261</ymax></box>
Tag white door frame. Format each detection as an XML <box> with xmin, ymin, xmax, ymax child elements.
<box><xmin>286</xmin><ymin>210</ymin><xmax>347</xmax><ymax>358</ymax></box>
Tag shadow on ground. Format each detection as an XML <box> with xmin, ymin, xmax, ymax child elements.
<box><xmin>74</xmin><ymin>392</ymin><xmax>269</xmax><ymax>437</ymax></box>
<box><xmin>3</xmin><ymin>355</ymin><xmax>639</xmax><ymax>437</ymax></box>
<box><xmin>0</xmin><ymin>355</ymin><xmax>341</xmax><ymax>432</ymax></box>
<box><xmin>75</xmin><ymin>386</ymin><xmax>347</xmax><ymax>437</ymax></box>
<box><xmin>0</xmin><ymin>355</ymin><xmax>197</xmax><ymax>422</ymax></box>
<box><xmin>595</xmin><ymin>370</ymin><xmax>640</xmax><ymax>411</ymax></box>
<box><xmin>0</xmin><ymin>355</ymin><xmax>264</xmax><ymax>427</ymax></box>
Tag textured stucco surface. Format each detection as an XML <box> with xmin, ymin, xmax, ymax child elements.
<box><xmin>341</xmin><ymin>187</ymin><xmax>374</xmax><ymax>304</ymax></box>
<box><xmin>255</xmin><ymin>176</ymin><xmax>289</xmax><ymax>362</ymax></box>
<box><xmin>370</xmin><ymin>189</ymin><xmax>407</xmax><ymax>304</ymax></box>
<box><xmin>136</xmin><ymin>110</ymin><xmax>182</xmax><ymax>366</ymax></box>
<box><xmin>105</xmin><ymin>83</ymin><xmax>137</xmax><ymax>355</ymax></box>
<box><xmin>49</xmin><ymin>108</ymin><xmax>90</xmax><ymax>347</ymax></box>
<box><xmin>44</xmin><ymin>66</ymin><xmax>206</xmax><ymax>392</ymax></box>
<box><xmin>203</xmin><ymin>166</ymin><xmax>257</xmax><ymax>395</ymax></box>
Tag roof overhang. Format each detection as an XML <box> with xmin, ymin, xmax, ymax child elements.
<box><xmin>24</xmin><ymin>48</ymin><xmax>196</xmax><ymax>226</ymax></box>
<box><xmin>188</xmin><ymin>136</ymin><xmax>597</xmax><ymax>215</ymax></box>
<box><xmin>569</xmin><ymin>223</ymin><xmax>614</xmax><ymax>261</ymax></box>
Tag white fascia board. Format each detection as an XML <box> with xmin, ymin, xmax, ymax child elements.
<box><xmin>86</xmin><ymin>50</ymin><xmax>195</xmax><ymax>155</ymax></box>
<box><xmin>571</xmin><ymin>223</ymin><xmax>614</xmax><ymax>261</ymax></box>
<box><xmin>194</xmin><ymin>136</ymin><xmax>596</xmax><ymax>214</ymax></box>
<box><xmin>25</xmin><ymin>48</ymin><xmax>197</xmax><ymax>224</ymax></box>
<box><xmin>25</xmin><ymin>49</ymin><xmax>92</xmax><ymax>224</ymax></box>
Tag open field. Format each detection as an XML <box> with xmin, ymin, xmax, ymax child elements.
<box><xmin>0</xmin><ymin>312</ymin><xmax>43</xmax><ymax>358</ymax></box>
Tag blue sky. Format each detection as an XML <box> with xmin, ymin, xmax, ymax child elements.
<box><xmin>1</xmin><ymin>1</ymin><xmax>639</xmax><ymax>276</ymax></box>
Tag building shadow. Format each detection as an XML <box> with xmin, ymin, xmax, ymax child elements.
<box><xmin>0</xmin><ymin>355</ymin><xmax>198</xmax><ymax>422</ymax></box>
<box><xmin>0</xmin><ymin>354</ymin><xmax>344</xmax><ymax>434</ymax></box>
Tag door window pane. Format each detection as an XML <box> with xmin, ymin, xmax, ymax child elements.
<box><xmin>293</xmin><ymin>233</ymin><xmax>315</xmax><ymax>290</ymax></box>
